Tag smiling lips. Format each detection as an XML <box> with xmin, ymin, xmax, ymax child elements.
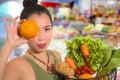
<box><xmin>38</xmin><ymin>43</ymin><xmax>46</xmax><ymax>49</ymax></box>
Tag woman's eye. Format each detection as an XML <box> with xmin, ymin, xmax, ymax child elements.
<box><xmin>44</xmin><ymin>25</ymin><xmax>53</xmax><ymax>32</ymax></box>
<box><xmin>45</xmin><ymin>28</ymin><xmax>51</xmax><ymax>31</ymax></box>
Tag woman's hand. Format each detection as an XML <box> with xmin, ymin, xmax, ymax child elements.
<box><xmin>4</xmin><ymin>16</ymin><xmax>28</xmax><ymax>48</ymax></box>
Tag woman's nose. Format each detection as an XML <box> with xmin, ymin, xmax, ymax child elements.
<box><xmin>37</xmin><ymin>31</ymin><xmax>45</xmax><ymax>41</ymax></box>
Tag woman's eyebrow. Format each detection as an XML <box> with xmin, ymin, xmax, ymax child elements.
<box><xmin>44</xmin><ymin>25</ymin><xmax>52</xmax><ymax>28</ymax></box>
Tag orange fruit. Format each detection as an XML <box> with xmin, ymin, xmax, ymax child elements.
<box><xmin>18</xmin><ymin>20</ymin><xmax>39</xmax><ymax>39</ymax></box>
<box><xmin>79</xmin><ymin>73</ymin><xmax>93</xmax><ymax>79</ymax></box>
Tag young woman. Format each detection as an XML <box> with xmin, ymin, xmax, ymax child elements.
<box><xmin>0</xmin><ymin>0</ymin><xmax>61</xmax><ymax>80</ymax></box>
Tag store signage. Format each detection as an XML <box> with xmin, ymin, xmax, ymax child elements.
<box><xmin>59</xmin><ymin>0</ymin><xmax>73</xmax><ymax>3</ymax></box>
<box><xmin>42</xmin><ymin>0</ymin><xmax>73</xmax><ymax>3</ymax></box>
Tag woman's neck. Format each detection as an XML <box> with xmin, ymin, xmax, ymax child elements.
<box><xmin>26</xmin><ymin>49</ymin><xmax>53</xmax><ymax>74</ymax></box>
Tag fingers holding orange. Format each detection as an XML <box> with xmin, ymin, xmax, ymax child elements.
<box><xmin>18</xmin><ymin>20</ymin><xmax>39</xmax><ymax>40</ymax></box>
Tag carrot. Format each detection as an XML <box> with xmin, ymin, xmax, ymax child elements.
<box><xmin>80</xmin><ymin>44</ymin><xmax>90</xmax><ymax>65</ymax></box>
<box><xmin>65</xmin><ymin>57</ymin><xmax>77</xmax><ymax>71</ymax></box>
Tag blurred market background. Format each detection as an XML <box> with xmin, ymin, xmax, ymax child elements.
<box><xmin>1</xmin><ymin>0</ymin><xmax>120</xmax><ymax>78</ymax></box>
<box><xmin>0</xmin><ymin>0</ymin><xmax>90</xmax><ymax>59</ymax></box>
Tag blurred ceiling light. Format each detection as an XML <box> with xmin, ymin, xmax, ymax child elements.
<box><xmin>107</xmin><ymin>1</ymin><xmax>115</xmax><ymax>5</ymax></box>
<box><xmin>38</xmin><ymin>0</ymin><xmax>42</xmax><ymax>4</ymax></box>
<box><xmin>8</xmin><ymin>1</ymin><xmax>23</xmax><ymax>18</ymax></box>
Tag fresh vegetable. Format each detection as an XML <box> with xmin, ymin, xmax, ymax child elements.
<box><xmin>75</xmin><ymin>64</ymin><xmax>96</xmax><ymax>75</ymax></box>
<box><xmin>65</xmin><ymin>35</ymin><xmax>105</xmax><ymax>71</ymax></box>
<box><xmin>65</xmin><ymin>57</ymin><xmax>77</xmax><ymax>71</ymax></box>
<box><xmin>83</xmin><ymin>23</ymin><xmax>94</xmax><ymax>31</ymax></box>
<box><xmin>97</xmin><ymin>46</ymin><xmax>114</xmax><ymax>74</ymax></box>
<box><xmin>98</xmin><ymin>58</ymin><xmax>120</xmax><ymax>75</ymax></box>
<box><xmin>112</xmin><ymin>49</ymin><xmax>120</xmax><ymax>58</ymax></box>
<box><xmin>97</xmin><ymin>46</ymin><xmax>120</xmax><ymax>76</ymax></box>
<box><xmin>64</xmin><ymin>35</ymin><xmax>120</xmax><ymax>79</ymax></box>
<box><xmin>79</xmin><ymin>73</ymin><xmax>93</xmax><ymax>79</ymax></box>
<box><xmin>55</xmin><ymin>61</ymin><xmax>75</xmax><ymax>78</ymax></box>
<box><xmin>65</xmin><ymin>40</ymin><xmax>85</xmax><ymax>68</ymax></box>
<box><xmin>80</xmin><ymin>44</ymin><xmax>90</xmax><ymax>65</ymax></box>
<box><xmin>92</xmin><ymin>24</ymin><xmax>105</xmax><ymax>33</ymax></box>
<box><xmin>101</xmin><ymin>26</ymin><xmax>111</xmax><ymax>33</ymax></box>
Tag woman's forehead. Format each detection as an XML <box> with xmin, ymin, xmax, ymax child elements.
<box><xmin>28</xmin><ymin>13</ymin><xmax>49</xmax><ymax>20</ymax></box>
<box><xmin>28</xmin><ymin>14</ymin><xmax>51</xmax><ymax>27</ymax></box>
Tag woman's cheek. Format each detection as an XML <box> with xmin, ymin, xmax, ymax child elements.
<box><xmin>28</xmin><ymin>39</ymin><xmax>37</xmax><ymax>46</ymax></box>
<box><xmin>47</xmin><ymin>33</ymin><xmax>52</xmax><ymax>40</ymax></box>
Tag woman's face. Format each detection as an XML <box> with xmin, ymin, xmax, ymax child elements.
<box><xmin>27</xmin><ymin>13</ymin><xmax>53</xmax><ymax>53</ymax></box>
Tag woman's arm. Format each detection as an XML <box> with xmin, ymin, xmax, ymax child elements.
<box><xmin>0</xmin><ymin>41</ymin><xmax>14</xmax><ymax>79</ymax></box>
<box><xmin>0</xmin><ymin>17</ymin><xmax>28</xmax><ymax>80</ymax></box>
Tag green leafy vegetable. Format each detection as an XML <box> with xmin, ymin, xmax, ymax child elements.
<box><xmin>112</xmin><ymin>49</ymin><xmax>120</xmax><ymax>58</ymax></box>
<box><xmin>102</xmin><ymin>58</ymin><xmax>120</xmax><ymax>73</ymax></box>
<box><xmin>97</xmin><ymin>46</ymin><xmax>114</xmax><ymax>74</ymax></box>
<box><xmin>97</xmin><ymin>46</ymin><xmax>120</xmax><ymax>76</ymax></box>
<box><xmin>65</xmin><ymin>35</ymin><xmax>105</xmax><ymax>71</ymax></box>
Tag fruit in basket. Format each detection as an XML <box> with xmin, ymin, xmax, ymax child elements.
<box><xmin>75</xmin><ymin>64</ymin><xmax>96</xmax><ymax>75</ymax></box>
<box><xmin>55</xmin><ymin>61</ymin><xmax>75</xmax><ymax>78</ymax></box>
<box><xmin>79</xmin><ymin>73</ymin><xmax>93</xmax><ymax>79</ymax></box>
<box><xmin>18</xmin><ymin>20</ymin><xmax>39</xmax><ymax>39</ymax></box>
<box><xmin>81</xmin><ymin>65</ymin><xmax>96</xmax><ymax>75</ymax></box>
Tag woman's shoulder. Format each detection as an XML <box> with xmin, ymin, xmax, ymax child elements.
<box><xmin>51</xmin><ymin>50</ymin><xmax>61</xmax><ymax>61</ymax></box>
<box><xmin>8</xmin><ymin>56</ymin><xmax>27</xmax><ymax>65</ymax></box>
<box><xmin>6</xmin><ymin>56</ymin><xmax>31</xmax><ymax>72</ymax></box>
<box><xmin>3</xmin><ymin>56</ymin><xmax>30</xmax><ymax>79</ymax></box>
<box><xmin>4</xmin><ymin>56</ymin><xmax>35</xmax><ymax>80</ymax></box>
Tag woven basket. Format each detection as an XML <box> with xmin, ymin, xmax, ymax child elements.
<box><xmin>57</xmin><ymin>69</ymin><xmax>117</xmax><ymax>80</ymax></box>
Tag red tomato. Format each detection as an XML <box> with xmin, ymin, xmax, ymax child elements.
<box><xmin>81</xmin><ymin>70</ymin><xmax>86</xmax><ymax>74</ymax></box>
<box><xmin>75</xmin><ymin>69</ymin><xmax>81</xmax><ymax>75</ymax></box>
<box><xmin>79</xmin><ymin>67</ymin><xmax>83</xmax><ymax>71</ymax></box>
<box><xmin>88</xmin><ymin>69</ymin><xmax>96</xmax><ymax>75</ymax></box>
<box><xmin>82</xmin><ymin>65</ymin><xmax>89</xmax><ymax>71</ymax></box>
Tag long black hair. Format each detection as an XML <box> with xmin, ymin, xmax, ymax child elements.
<box><xmin>20</xmin><ymin>0</ymin><xmax>52</xmax><ymax>24</ymax></box>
